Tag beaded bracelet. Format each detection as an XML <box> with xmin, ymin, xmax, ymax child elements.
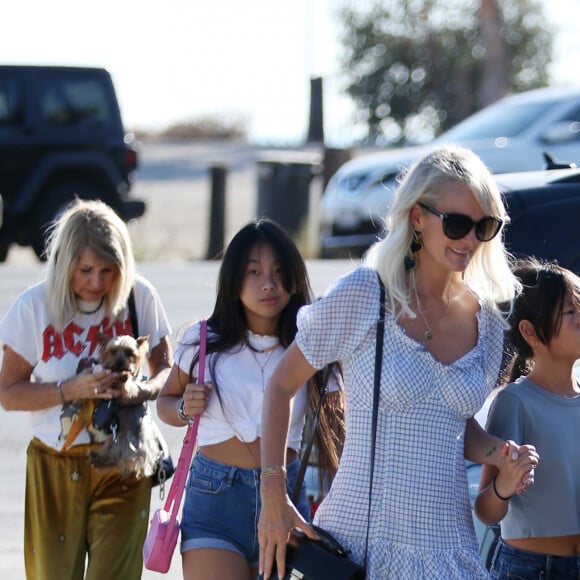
<box><xmin>492</xmin><ymin>477</ymin><xmax>512</xmax><ymax>501</ymax></box>
<box><xmin>55</xmin><ymin>380</ymin><xmax>66</xmax><ymax>404</ymax></box>
<box><xmin>176</xmin><ymin>397</ymin><xmax>193</xmax><ymax>425</ymax></box>
<box><xmin>260</xmin><ymin>465</ymin><xmax>287</xmax><ymax>480</ymax></box>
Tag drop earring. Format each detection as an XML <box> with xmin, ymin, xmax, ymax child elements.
<box><xmin>404</xmin><ymin>229</ymin><xmax>423</xmax><ymax>270</ymax></box>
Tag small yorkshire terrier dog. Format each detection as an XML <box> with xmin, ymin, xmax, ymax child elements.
<box><xmin>61</xmin><ymin>333</ymin><xmax>161</xmax><ymax>480</ymax></box>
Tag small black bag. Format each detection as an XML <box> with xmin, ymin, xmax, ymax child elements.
<box><xmin>273</xmin><ymin>526</ymin><xmax>365</xmax><ymax>580</ymax></box>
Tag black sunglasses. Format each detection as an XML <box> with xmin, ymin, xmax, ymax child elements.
<box><xmin>418</xmin><ymin>203</ymin><xmax>503</xmax><ymax>242</ymax></box>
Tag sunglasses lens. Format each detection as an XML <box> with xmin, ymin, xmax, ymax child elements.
<box><xmin>476</xmin><ymin>217</ymin><xmax>502</xmax><ymax>241</ymax></box>
<box><xmin>443</xmin><ymin>214</ymin><xmax>473</xmax><ymax>240</ymax></box>
<box><xmin>443</xmin><ymin>214</ymin><xmax>502</xmax><ymax>241</ymax></box>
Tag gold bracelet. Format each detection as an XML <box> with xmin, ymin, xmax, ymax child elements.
<box><xmin>260</xmin><ymin>465</ymin><xmax>287</xmax><ymax>480</ymax></box>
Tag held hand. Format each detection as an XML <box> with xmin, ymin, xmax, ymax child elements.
<box><xmin>496</xmin><ymin>441</ymin><xmax>539</xmax><ymax>497</ymax></box>
<box><xmin>258</xmin><ymin>488</ymin><xmax>318</xmax><ymax>580</ymax></box>
<box><xmin>512</xmin><ymin>443</ymin><xmax>539</xmax><ymax>494</ymax></box>
<box><xmin>182</xmin><ymin>382</ymin><xmax>213</xmax><ymax>417</ymax></box>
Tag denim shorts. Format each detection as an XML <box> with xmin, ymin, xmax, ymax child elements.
<box><xmin>180</xmin><ymin>453</ymin><xmax>310</xmax><ymax>565</ymax></box>
<box><xmin>490</xmin><ymin>537</ymin><xmax>580</xmax><ymax>579</ymax></box>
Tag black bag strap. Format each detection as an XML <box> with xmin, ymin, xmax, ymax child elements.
<box><xmin>128</xmin><ymin>288</ymin><xmax>138</xmax><ymax>338</ymax></box>
<box><xmin>290</xmin><ymin>273</ymin><xmax>385</xmax><ymax>569</ymax></box>
<box><xmin>363</xmin><ymin>273</ymin><xmax>385</xmax><ymax>566</ymax></box>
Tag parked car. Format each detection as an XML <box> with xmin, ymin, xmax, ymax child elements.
<box><xmin>494</xmin><ymin>167</ymin><xmax>580</xmax><ymax>275</ymax></box>
<box><xmin>0</xmin><ymin>65</ymin><xmax>145</xmax><ymax>260</ymax></box>
<box><xmin>320</xmin><ymin>87</ymin><xmax>580</xmax><ymax>257</ymax></box>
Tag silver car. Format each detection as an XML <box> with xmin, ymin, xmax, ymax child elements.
<box><xmin>320</xmin><ymin>87</ymin><xmax>580</xmax><ymax>257</ymax></box>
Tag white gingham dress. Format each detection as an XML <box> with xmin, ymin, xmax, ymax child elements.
<box><xmin>297</xmin><ymin>266</ymin><xmax>503</xmax><ymax>579</ymax></box>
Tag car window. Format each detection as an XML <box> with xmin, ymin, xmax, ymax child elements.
<box><xmin>39</xmin><ymin>77</ymin><xmax>111</xmax><ymax>127</ymax></box>
<box><xmin>438</xmin><ymin>100</ymin><xmax>562</xmax><ymax>141</ymax></box>
<box><xmin>0</xmin><ymin>78</ymin><xmax>24</xmax><ymax>126</ymax></box>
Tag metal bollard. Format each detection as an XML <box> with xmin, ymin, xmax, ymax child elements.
<box><xmin>206</xmin><ymin>165</ymin><xmax>226</xmax><ymax>260</ymax></box>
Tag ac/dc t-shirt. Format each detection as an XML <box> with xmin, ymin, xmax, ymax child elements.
<box><xmin>0</xmin><ymin>275</ymin><xmax>171</xmax><ymax>449</ymax></box>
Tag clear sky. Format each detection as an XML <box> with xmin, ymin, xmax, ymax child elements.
<box><xmin>2</xmin><ymin>0</ymin><xmax>579</xmax><ymax>145</ymax></box>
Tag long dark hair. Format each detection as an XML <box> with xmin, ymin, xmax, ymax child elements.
<box><xmin>502</xmin><ymin>258</ymin><xmax>579</xmax><ymax>383</ymax></box>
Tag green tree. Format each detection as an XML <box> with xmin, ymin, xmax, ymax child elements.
<box><xmin>339</xmin><ymin>0</ymin><xmax>553</xmax><ymax>145</ymax></box>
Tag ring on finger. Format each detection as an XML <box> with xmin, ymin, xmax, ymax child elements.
<box><xmin>94</xmin><ymin>387</ymin><xmax>99</xmax><ymax>395</ymax></box>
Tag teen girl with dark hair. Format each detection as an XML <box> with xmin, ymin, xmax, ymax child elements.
<box><xmin>476</xmin><ymin>258</ymin><xmax>580</xmax><ymax>579</ymax></box>
<box><xmin>157</xmin><ymin>218</ymin><xmax>344</xmax><ymax>580</ymax></box>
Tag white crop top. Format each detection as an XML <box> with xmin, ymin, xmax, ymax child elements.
<box><xmin>174</xmin><ymin>322</ymin><xmax>308</xmax><ymax>451</ymax></box>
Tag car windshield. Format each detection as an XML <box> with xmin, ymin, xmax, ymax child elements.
<box><xmin>437</xmin><ymin>100</ymin><xmax>560</xmax><ymax>141</ymax></box>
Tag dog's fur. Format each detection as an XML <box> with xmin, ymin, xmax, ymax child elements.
<box><xmin>87</xmin><ymin>333</ymin><xmax>162</xmax><ymax>480</ymax></box>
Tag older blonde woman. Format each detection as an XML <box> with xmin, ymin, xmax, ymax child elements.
<box><xmin>0</xmin><ymin>199</ymin><xmax>172</xmax><ymax>580</ymax></box>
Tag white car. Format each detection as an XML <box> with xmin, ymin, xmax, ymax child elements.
<box><xmin>320</xmin><ymin>87</ymin><xmax>580</xmax><ymax>256</ymax></box>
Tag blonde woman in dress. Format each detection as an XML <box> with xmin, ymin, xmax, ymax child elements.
<box><xmin>258</xmin><ymin>146</ymin><xmax>539</xmax><ymax>579</ymax></box>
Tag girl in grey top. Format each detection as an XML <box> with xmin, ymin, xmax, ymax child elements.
<box><xmin>476</xmin><ymin>258</ymin><xmax>580</xmax><ymax>579</ymax></box>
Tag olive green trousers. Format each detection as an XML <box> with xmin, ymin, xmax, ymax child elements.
<box><xmin>25</xmin><ymin>437</ymin><xmax>152</xmax><ymax>580</ymax></box>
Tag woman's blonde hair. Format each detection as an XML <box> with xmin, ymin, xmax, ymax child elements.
<box><xmin>44</xmin><ymin>198</ymin><xmax>135</xmax><ymax>331</ymax></box>
<box><xmin>365</xmin><ymin>145</ymin><xmax>518</xmax><ymax>319</ymax></box>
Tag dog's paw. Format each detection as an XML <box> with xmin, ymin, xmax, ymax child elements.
<box><xmin>119</xmin><ymin>378</ymin><xmax>144</xmax><ymax>402</ymax></box>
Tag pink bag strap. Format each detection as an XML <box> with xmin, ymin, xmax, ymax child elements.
<box><xmin>163</xmin><ymin>319</ymin><xmax>207</xmax><ymax>517</ymax></box>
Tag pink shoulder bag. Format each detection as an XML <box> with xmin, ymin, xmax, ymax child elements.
<box><xmin>142</xmin><ymin>319</ymin><xmax>207</xmax><ymax>573</ymax></box>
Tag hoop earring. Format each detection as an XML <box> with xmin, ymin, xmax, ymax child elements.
<box><xmin>404</xmin><ymin>229</ymin><xmax>423</xmax><ymax>270</ymax></box>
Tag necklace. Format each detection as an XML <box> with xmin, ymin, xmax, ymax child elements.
<box><xmin>414</xmin><ymin>288</ymin><xmax>434</xmax><ymax>340</ymax></box>
<box><xmin>410</xmin><ymin>271</ymin><xmax>450</xmax><ymax>341</ymax></box>
<box><xmin>249</xmin><ymin>343</ymin><xmax>280</xmax><ymax>390</ymax></box>
<box><xmin>254</xmin><ymin>342</ymin><xmax>280</xmax><ymax>354</ymax></box>
<box><xmin>78</xmin><ymin>297</ymin><xmax>104</xmax><ymax>315</ymax></box>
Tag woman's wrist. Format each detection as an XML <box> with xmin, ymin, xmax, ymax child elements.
<box><xmin>484</xmin><ymin>438</ymin><xmax>505</xmax><ymax>467</ymax></box>
<box><xmin>259</xmin><ymin>474</ymin><xmax>288</xmax><ymax>499</ymax></box>
<box><xmin>55</xmin><ymin>380</ymin><xmax>66</xmax><ymax>403</ymax></box>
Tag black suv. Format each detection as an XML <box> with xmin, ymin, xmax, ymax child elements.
<box><xmin>0</xmin><ymin>65</ymin><xmax>145</xmax><ymax>260</ymax></box>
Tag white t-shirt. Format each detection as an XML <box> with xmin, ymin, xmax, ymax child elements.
<box><xmin>0</xmin><ymin>274</ymin><xmax>171</xmax><ymax>450</ymax></box>
<box><xmin>174</xmin><ymin>321</ymin><xmax>309</xmax><ymax>451</ymax></box>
